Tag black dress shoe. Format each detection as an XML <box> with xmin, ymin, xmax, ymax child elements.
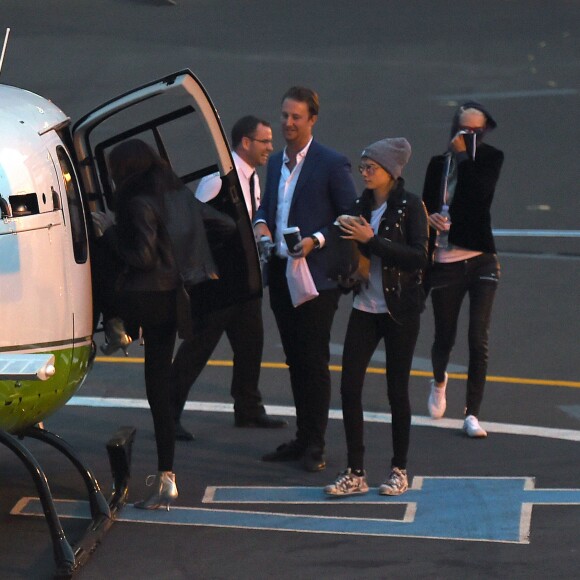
<box><xmin>235</xmin><ymin>414</ymin><xmax>288</xmax><ymax>429</ymax></box>
<box><xmin>175</xmin><ymin>422</ymin><xmax>195</xmax><ymax>441</ymax></box>
<box><xmin>262</xmin><ymin>440</ymin><xmax>305</xmax><ymax>462</ymax></box>
<box><xmin>301</xmin><ymin>447</ymin><xmax>326</xmax><ymax>472</ymax></box>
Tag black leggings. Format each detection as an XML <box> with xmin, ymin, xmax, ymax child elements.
<box><xmin>122</xmin><ymin>290</ymin><xmax>177</xmax><ymax>472</ymax></box>
<box><xmin>340</xmin><ymin>308</ymin><xmax>420</xmax><ymax>471</ymax></box>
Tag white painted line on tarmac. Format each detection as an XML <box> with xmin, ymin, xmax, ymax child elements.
<box><xmin>434</xmin><ymin>89</ymin><xmax>578</xmax><ymax>101</ymax></box>
<box><xmin>67</xmin><ymin>397</ymin><xmax>580</xmax><ymax>442</ymax></box>
<box><xmin>493</xmin><ymin>229</ymin><xmax>580</xmax><ymax>238</ymax></box>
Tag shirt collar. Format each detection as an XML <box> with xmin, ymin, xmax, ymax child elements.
<box><xmin>282</xmin><ymin>137</ymin><xmax>313</xmax><ymax>164</ymax></box>
<box><xmin>232</xmin><ymin>151</ymin><xmax>255</xmax><ymax>180</ymax></box>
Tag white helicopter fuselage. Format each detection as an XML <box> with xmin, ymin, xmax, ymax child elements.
<box><xmin>0</xmin><ymin>85</ymin><xmax>93</xmax><ymax>433</ymax></box>
<box><xmin>1</xmin><ymin>68</ymin><xmax>263</xmax><ymax>434</ymax></box>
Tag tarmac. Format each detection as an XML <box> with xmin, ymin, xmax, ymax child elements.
<box><xmin>1</xmin><ymin>1</ymin><xmax>579</xmax><ymax>578</ymax></box>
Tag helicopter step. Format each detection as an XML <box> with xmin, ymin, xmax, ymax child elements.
<box><xmin>1</xmin><ymin>425</ymin><xmax>136</xmax><ymax>579</ymax></box>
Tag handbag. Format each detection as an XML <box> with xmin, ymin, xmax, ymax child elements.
<box><xmin>324</xmin><ymin>223</ymin><xmax>361</xmax><ymax>281</ymax></box>
<box><xmin>324</xmin><ymin>223</ymin><xmax>370</xmax><ymax>289</ymax></box>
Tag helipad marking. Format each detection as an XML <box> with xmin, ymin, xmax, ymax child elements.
<box><xmin>13</xmin><ymin>477</ymin><xmax>580</xmax><ymax>543</ymax></box>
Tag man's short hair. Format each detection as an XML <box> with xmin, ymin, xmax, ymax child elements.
<box><xmin>231</xmin><ymin>115</ymin><xmax>271</xmax><ymax>149</ymax></box>
<box><xmin>281</xmin><ymin>86</ymin><xmax>319</xmax><ymax>118</ymax></box>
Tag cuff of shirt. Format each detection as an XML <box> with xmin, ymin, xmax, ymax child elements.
<box><xmin>312</xmin><ymin>232</ymin><xmax>325</xmax><ymax>248</ymax></box>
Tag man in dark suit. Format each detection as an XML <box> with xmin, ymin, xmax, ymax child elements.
<box><xmin>254</xmin><ymin>86</ymin><xmax>357</xmax><ymax>471</ymax></box>
<box><xmin>172</xmin><ymin>116</ymin><xmax>287</xmax><ymax>440</ymax></box>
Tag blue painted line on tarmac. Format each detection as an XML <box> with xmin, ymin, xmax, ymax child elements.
<box><xmin>13</xmin><ymin>477</ymin><xmax>580</xmax><ymax>544</ymax></box>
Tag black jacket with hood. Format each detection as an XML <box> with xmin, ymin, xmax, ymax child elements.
<box><xmin>422</xmin><ymin>143</ymin><xmax>504</xmax><ymax>258</ymax></box>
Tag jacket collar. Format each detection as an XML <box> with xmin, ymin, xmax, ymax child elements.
<box><xmin>291</xmin><ymin>140</ymin><xmax>320</xmax><ymax>204</ymax></box>
<box><xmin>359</xmin><ymin>177</ymin><xmax>406</xmax><ymax>210</ymax></box>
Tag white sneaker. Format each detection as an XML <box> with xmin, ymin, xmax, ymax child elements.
<box><xmin>463</xmin><ymin>415</ymin><xmax>487</xmax><ymax>438</ymax></box>
<box><xmin>379</xmin><ymin>467</ymin><xmax>408</xmax><ymax>496</ymax></box>
<box><xmin>324</xmin><ymin>468</ymin><xmax>369</xmax><ymax>497</ymax></box>
<box><xmin>427</xmin><ymin>373</ymin><xmax>447</xmax><ymax>419</ymax></box>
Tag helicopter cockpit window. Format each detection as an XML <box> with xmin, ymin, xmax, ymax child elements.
<box><xmin>56</xmin><ymin>146</ymin><xmax>88</xmax><ymax>264</ymax></box>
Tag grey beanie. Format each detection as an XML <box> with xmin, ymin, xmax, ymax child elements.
<box><xmin>361</xmin><ymin>138</ymin><xmax>411</xmax><ymax>180</ymax></box>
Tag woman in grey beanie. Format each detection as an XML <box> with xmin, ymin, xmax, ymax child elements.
<box><xmin>324</xmin><ymin>138</ymin><xmax>428</xmax><ymax>497</ymax></box>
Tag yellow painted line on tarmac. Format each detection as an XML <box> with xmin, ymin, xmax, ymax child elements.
<box><xmin>94</xmin><ymin>356</ymin><xmax>580</xmax><ymax>389</ymax></box>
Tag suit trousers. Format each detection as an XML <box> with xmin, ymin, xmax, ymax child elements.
<box><xmin>268</xmin><ymin>256</ymin><xmax>340</xmax><ymax>451</ymax></box>
<box><xmin>172</xmin><ymin>298</ymin><xmax>266</xmax><ymax>421</ymax></box>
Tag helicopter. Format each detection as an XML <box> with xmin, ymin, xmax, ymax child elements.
<box><xmin>0</xmin><ymin>69</ymin><xmax>261</xmax><ymax>577</ymax></box>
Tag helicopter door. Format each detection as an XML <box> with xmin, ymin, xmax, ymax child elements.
<box><xmin>71</xmin><ymin>69</ymin><xmax>261</xmax><ymax>312</ymax></box>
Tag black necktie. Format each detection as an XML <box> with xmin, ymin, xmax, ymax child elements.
<box><xmin>249</xmin><ymin>171</ymin><xmax>257</xmax><ymax>219</ymax></box>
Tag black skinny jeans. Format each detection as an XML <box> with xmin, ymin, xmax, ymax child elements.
<box><xmin>430</xmin><ymin>253</ymin><xmax>500</xmax><ymax>417</ymax></box>
<box><xmin>341</xmin><ymin>308</ymin><xmax>420</xmax><ymax>472</ymax></box>
<box><xmin>121</xmin><ymin>290</ymin><xmax>177</xmax><ymax>472</ymax></box>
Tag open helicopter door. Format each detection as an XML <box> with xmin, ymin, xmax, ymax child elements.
<box><xmin>72</xmin><ymin>69</ymin><xmax>262</xmax><ymax>315</ymax></box>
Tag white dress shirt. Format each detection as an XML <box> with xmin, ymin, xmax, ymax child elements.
<box><xmin>195</xmin><ymin>151</ymin><xmax>260</xmax><ymax>217</ymax></box>
<box><xmin>274</xmin><ymin>138</ymin><xmax>313</xmax><ymax>257</ymax></box>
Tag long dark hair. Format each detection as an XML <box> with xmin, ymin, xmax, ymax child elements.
<box><xmin>108</xmin><ymin>139</ymin><xmax>182</xmax><ymax>242</ymax></box>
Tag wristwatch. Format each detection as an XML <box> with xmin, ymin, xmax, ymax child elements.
<box><xmin>310</xmin><ymin>235</ymin><xmax>321</xmax><ymax>249</ymax></box>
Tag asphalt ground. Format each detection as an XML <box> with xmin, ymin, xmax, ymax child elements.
<box><xmin>1</xmin><ymin>1</ymin><xmax>579</xmax><ymax>578</ymax></box>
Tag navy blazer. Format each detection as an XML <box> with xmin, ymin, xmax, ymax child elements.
<box><xmin>255</xmin><ymin>140</ymin><xmax>357</xmax><ymax>291</ymax></box>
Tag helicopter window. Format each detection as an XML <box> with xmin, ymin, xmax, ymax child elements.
<box><xmin>89</xmin><ymin>100</ymin><xmax>226</xmax><ymax>211</ymax></box>
<box><xmin>56</xmin><ymin>146</ymin><xmax>88</xmax><ymax>264</ymax></box>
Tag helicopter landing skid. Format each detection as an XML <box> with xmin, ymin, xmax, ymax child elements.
<box><xmin>0</xmin><ymin>425</ymin><xmax>135</xmax><ymax>579</ymax></box>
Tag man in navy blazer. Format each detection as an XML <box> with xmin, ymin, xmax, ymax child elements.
<box><xmin>254</xmin><ymin>86</ymin><xmax>357</xmax><ymax>472</ymax></box>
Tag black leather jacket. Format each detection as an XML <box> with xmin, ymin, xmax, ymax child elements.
<box><xmin>104</xmin><ymin>187</ymin><xmax>236</xmax><ymax>292</ymax></box>
<box><xmin>349</xmin><ymin>179</ymin><xmax>429</xmax><ymax>320</ymax></box>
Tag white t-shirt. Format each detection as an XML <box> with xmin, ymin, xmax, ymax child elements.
<box><xmin>353</xmin><ymin>202</ymin><xmax>389</xmax><ymax>314</ymax></box>
<box><xmin>273</xmin><ymin>139</ymin><xmax>312</xmax><ymax>257</ymax></box>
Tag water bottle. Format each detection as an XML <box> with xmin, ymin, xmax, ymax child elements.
<box><xmin>436</xmin><ymin>204</ymin><xmax>451</xmax><ymax>249</ymax></box>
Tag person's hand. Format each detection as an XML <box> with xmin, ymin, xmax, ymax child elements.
<box><xmin>428</xmin><ymin>212</ymin><xmax>451</xmax><ymax>232</ymax></box>
<box><xmin>338</xmin><ymin>215</ymin><xmax>373</xmax><ymax>243</ymax></box>
<box><xmin>291</xmin><ymin>236</ymin><xmax>315</xmax><ymax>258</ymax></box>
<box><xmin>253</xmin><ymin>222</ymin><xmax>272</xmax><ymax>242</ymax></box>
<box><xmin>91</xmin><ymin>211</ymin><xmax>114</xmax><ymax>238</ymax></box>
<box><xmin>450</xmin><ymin>132</ymin><xmax>467</xmax><ymax>154</ymax></box>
